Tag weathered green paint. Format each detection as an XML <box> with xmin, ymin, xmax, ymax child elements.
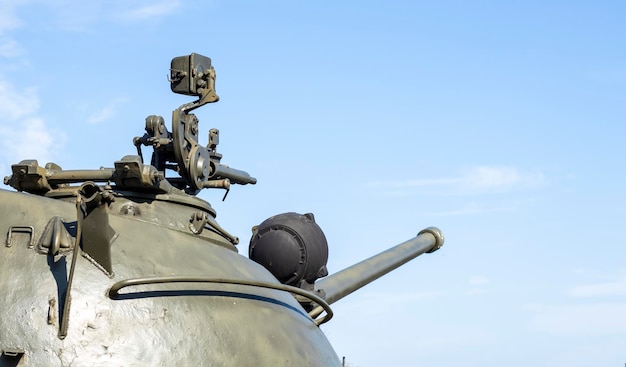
<box><xmin>0</xmin><ymin>189</ymin><xmax>339</xmax><ymax>365</ymax></box>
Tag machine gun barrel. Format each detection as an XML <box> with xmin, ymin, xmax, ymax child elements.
<box><xmin>209</xmin><ymin>162</ymin><xmax>257</xmax><ymax>185</ymax></box>
<box><xmin>46</xmin><ymin>169</ymin><xmax>115</xmax><ymax>184</ymax></box>
<box><xmin>314</xmin><ymin>227</ymin><xmax>444</xmax><ymax>306</ymax></box>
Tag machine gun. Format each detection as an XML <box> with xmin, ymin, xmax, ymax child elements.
<box><xmin>5</xmin><ymin>53</ymin><xmax>255</xmax><ymax>198</ymax></box>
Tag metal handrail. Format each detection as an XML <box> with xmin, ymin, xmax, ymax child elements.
<box><xmin>108</xmin><ymin>276</ymin><xmax>334</xmax><ymax>326</ymax></box>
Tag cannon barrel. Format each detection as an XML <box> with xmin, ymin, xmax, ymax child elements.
<box><xmin>314</xmin><ymin>227</ymin><xmax>444</xmax><ymax>306</ymax></box>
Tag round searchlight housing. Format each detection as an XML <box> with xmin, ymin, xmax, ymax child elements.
<box><xmin>249</xmin><ymin>212</ymin><xmax>329</xmax><ymax>287</ymax></box>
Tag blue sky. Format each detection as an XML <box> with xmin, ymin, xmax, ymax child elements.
<box><xmin>1</xmin><ymin>1</ymin><xmax>625</xmax><ymax>366</ymax></box>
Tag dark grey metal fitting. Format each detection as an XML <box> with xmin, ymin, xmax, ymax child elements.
<box><xmin>418</xmin><ymin>227</ymin><xmax>445</xmax><ymax>253</ymax></box>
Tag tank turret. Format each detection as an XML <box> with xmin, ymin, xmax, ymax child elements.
<box><xmin>0</xmin><ymin>53</ymin><xmax>444</xmax><ymax>366</ymax></box>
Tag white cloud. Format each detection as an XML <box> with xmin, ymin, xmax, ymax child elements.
<box><xmin>369</xmin><ymin>165</ymin><xmax>546</xmax><ymax>196</ymax></box>
<box><xmin>0</xmin><ymin>81</ymin><xmax>37</xmax><ymax>119</ymax></box>
<box><xmin>0</xmin><ymin>1</ymin><xmax>183</xmax><ymax>35</ymax></box>
<box><xmin>464</xmin><ymin>166</ymin><xmax>541</xmax><ymax>189</ymax></box>
<box><xmin>427</xmin><ymin>201</ymin><xmax>520</xmax><ymax>216</ymax></box>
<box><xmin>465</xmin><ymin>275</ymin><xmax>490</xmax><ymax>295</ymax></box>
<box><xmin>0</xmin><ymin>36</ymin><xmax>22</xmax><ymax>57</ymax></box>
<box><xmin>336</xmin><ymin>290</ymin><xmax>447</xmax><ymax>316</ymax></box>
<box><xmin>0</xmin><ymin>1</ymin><xmax>24</xmax><ymax>35</ymax></box>
<box><xmin>522</xmin><ymin>269</ymin><xmax>626</xmax><ymax>336</ymax></box>
<box><xmin>39</xmin><ymin>1</ymin><xmax>181</xmax><ymax>31</ymax></box>
<box><xmin>566</xmin><ymin>274</ymin><xmax>626</xmax><ymax>298</ymax></box>
<box><xmin>524</xmin><ymin>302</ymin><xmax>626</xmax><ymax>336</ymax></box>
<box><xmin>0</xmin><ymin>1</ymin><xmax>26</xmax><ymax>59</ymax></box>
<box><xmin>399</xmin><ymin>324</ymin><xmax>495</xmax><ymax>354</ymax></box>
<box><xmin>524</xmin><ymin>271</ymin><xmax>626</xmax><ymax>337</ymax></box>
<box><xmin>465</xmin><ymin>288</ymin><xmax>488</xmax><ymax>295</ymax></box>
<box><xmin>117</xmin><ymin>1</ymin><xmax>181</xmax><ymax>22</ymax></box>
<box><xmin>0</xmin><ymin>79</ymin><xmax>66</xmax><ymax>167</ymax></box>
<box><xmin>469</xmin><ymin>275</ymin><xmax>490</xmax><ymax>286</ymax></box>
<box><xmin>86</xmin><ymin>98</ymin><xmax>127</xmax><ymax>125</ymax></box>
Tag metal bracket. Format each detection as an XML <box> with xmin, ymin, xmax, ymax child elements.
<box><xmin>6</xmin><ymin>226</ymin><xmax>34</xmax><ymax>248</ymax></box>
<box><xmin>188</xmin><ymin>212</ymin><xmax>239</xmax><ymax>245</ymax></box>
<box><xmin>189</xmin><ymin>212</ymin><xmax>208</xmax><ymax>234</ymax></box>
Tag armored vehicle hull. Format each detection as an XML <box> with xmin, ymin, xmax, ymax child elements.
<box><xmin>0</xmin><ymin>189</ymin><xmax>339</xmax><ymax>366</ymax></box>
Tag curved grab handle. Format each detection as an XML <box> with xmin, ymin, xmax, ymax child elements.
<box><xmin>108</xmin><ymin>276</ymin><xmax>334</xmax><ymax>326</ymax></box>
